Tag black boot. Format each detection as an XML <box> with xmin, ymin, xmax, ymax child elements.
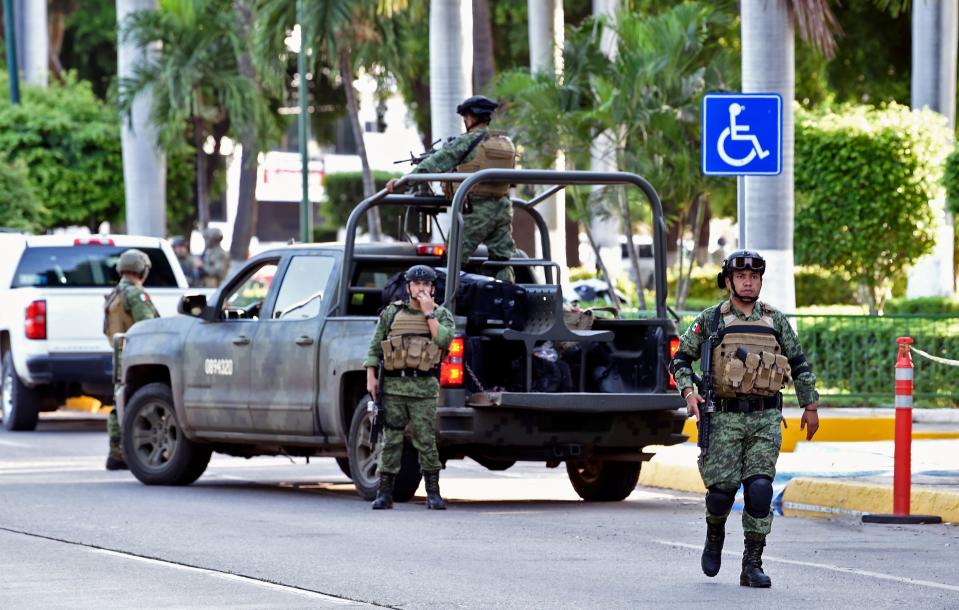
<box><xmin>701</xmin><ymin>516</ymin><xmax>726</xmax><ymax>577</ymax></box>
<box><xmin>740</xmin><ymin>532</ymin><xmax>772</xmax><ymax>588</ymax></box>
<box><xmin>105</xmin><ymin>455</ymin><xmax>128</xmax><ymax>471</ymax></box>
<box><xmin>371</xmin><ymin>472</ymin><xmax>395</xmax><ymax>509</ymax></box>
<box><xmin>423</xmin><ymin>470</ymin><xmax>447</xmax><ymax>510</ymax></box>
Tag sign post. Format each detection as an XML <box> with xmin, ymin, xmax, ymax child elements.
<box><xmin>701</xmin><ymin>93</ymin><xmax>783</xmax><ymax>248</ymax></box>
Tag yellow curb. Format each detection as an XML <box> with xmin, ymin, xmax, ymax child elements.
<box><xmin>639</xmin><ymin>459</ymin><xmax>706</xmax><ymax>494</ymax></box>
<box><xmin>782</xmin><ymin>477</ymin><xmax>959</xmax><ymax>524</ymax></box>
<box><xmin>63</xmin><ymin>396</ymin><xmax>104</xmax><ymax>413</ymax></box>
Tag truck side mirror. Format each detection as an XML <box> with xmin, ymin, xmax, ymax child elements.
<box><xmin>178</xmin><ymin>293</ymin><xmax>208</xmax><ymax>318</ymax></box>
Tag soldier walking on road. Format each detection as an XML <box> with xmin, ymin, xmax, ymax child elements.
<box><xmin>363</xmin><ymin>265</ymin><xmax>455</xmax><ymax>510</ymax></box>
<box><xmin>387</xmin><ymin>95</ymin><xmax>517</xmax><ymax>282</ymax></box>
<box><xmin>103</xmin><ymin>249</ymin><xmax>160</xmax><ymax>471</ymax></box>
<box><xmin>198</xmin><ymin>227</ymin><xmax>230</xmax><ymax>288</ymax></box>
<box><xmin>669</xmin><ymin>250</ymin><xmax>820</xmax><ymax>588</ymax></box>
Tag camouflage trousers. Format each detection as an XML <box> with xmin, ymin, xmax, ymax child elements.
<box><xmin>698</xmin><ymin>408</ymin><xmax>782</xmax><ymax>535</ymax></box>
<box><xmin>460</xmin><ymin>196</ymin><xmax>516</xmax><ymax>283</ymax></box>
<box><xmin>107</xmin><ymin>408</ymin><xmax>123</xmax><ymax>461</ymax></box>
<box><xmin>378</xmin><ymin>394</ymin><xmax>442</xmax><ymax>474</ymax></box>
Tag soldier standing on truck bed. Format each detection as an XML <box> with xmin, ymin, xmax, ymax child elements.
<box><xmin>103</xmin><ymin>249</ymin><xmax>160</xmax><ymax>471</ymax></box>
<box><xmin>669</xmin><ymin>249</ymin><xmax>820</xmax><ymax>588</ymax></box>
<box><xmin>387</xmin><ymin>95</ymin><xmax>517</xmax><ymax>282</ymax></box>
<box><xmin>363</xmin><ymin>265</ymin><xmax>455</xmax><ymax>510</ymax></box>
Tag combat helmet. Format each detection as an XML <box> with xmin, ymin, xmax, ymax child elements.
<box><xmin>717</xmin><ymin>249</ymin><xmax>765</xmax><ymax>302</ymax></box>
<box><xmin>404</xmin><ymin>264</ymin><xmax>437</xmax><ymax>284</ymax></box>
<box><xmin>456</xmin><ymin>95</ymin><xmax>499</xmax><ymax>123</ymax></box>
<box><xmin>117</xmin><ymin>249</ymin><xmax>151</xmax><ymax>276</ymax></box>
<box><xmin>203</xmin><ymin>227</ymin><xmax>223</xmax><ymax>245</ymax></box>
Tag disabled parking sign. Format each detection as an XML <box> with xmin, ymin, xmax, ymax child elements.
<box><xmin>702</xmin><ymin>93</ymin><xmax>782</xmax><ymax>176</ymax></box>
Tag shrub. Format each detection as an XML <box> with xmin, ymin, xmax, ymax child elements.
<box><xmin>883</xmin><ymin>296</ymin><xmax>959</xmax><ymax>315</ymax></box>
<box><xmin>794</xmin><ymin>103</ymin><xmax>952</xmax><ymax>314</ymax></box>
<box><xmin>0</xmin><ymin>156</ymin><xmax>44</xmax><ymax>232</ymax></box>
<box><xmin>943</xmin><ymin>146</ymin><xmax>959</xmax><ymax>215</ymax></box>
<box><xmin>321</xmin><ymin>171</ymin><xmax>403</xmax><ymax>235</ymax></box>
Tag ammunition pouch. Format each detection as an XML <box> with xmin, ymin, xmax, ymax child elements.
<box><xmin>381</xmin><ymin>335</ymin><xmax>443</xmax><ymax>372</ymax></box>
<box><xmin>717</xmin><ymin>347</ymin><xmax>790</xmax><ymax>397</ymax></box>
<box><xmin>442</xmin><ymin>132</ymin><xmax>515</xmax><ymax>198</ymax></box>
<box><xmin>103</xmin><ymin>287</ymin><xmax>134</xmax><ymax>345</ymax></box>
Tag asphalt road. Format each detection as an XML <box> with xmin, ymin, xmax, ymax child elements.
<box><xmin>1</xmin><ymin>414</ymin><xmax>958</xmax><ymax>609</ymax></box>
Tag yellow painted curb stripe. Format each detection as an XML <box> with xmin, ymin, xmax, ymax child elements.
<box><xmin>682</xmin><ymin>417</ymin><xmax>959</xmax><ymax>447</ymax></box>
<box><xmin>639</xmin><ymin>460</ymin><xmax>706</xmax><ymax>494</ymax></box>
<box><xmin>63</xmin><ymin>396</ymin><xmax>104</xmax><ymax>413</ymax></box>
<box><xmin>782</xmin><ymin>477</ymin><xmax>959</xmax><ymax>524</ymax></box>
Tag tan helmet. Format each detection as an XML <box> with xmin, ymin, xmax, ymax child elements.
<box><xmin>117</xmin><ymin>249</ymin><xmax>151</xmax><ymax>275</ymax></box>
<box><xmin>203</xmin><ymin>227</ymin><xmax>223</xmax><ymax>245</ymax></box>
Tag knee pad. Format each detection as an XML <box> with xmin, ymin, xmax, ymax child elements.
<box><xmin>743</xmin><ymin>475</ymin><xmax>773</xmax><ymax>518</ymax></box>
<box><xmin>705</xmin><ymin>485</ymin><xmax>736</xmax><ymax>517</ymax></box>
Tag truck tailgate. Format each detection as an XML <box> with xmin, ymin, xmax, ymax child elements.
<box><xmin>481</xmin><ymin>392</ymin><xmax>683</xmax><ymax>412</ymax></box>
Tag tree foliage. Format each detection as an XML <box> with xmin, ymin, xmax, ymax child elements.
<box><xmin>0</xmin><ymin>156</ymin><xmax>44</xmax><ymax>232</ymax></box>
<box><xmin>794</xmin><ymin>103</ymin><xmax>952</xmax><ymax>314</ymax></box>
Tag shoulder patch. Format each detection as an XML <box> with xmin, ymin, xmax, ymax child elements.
<box><xmin>140</xmin><ymin>293</ymin><xmax>150</xmax><ymax>302</ymax></box>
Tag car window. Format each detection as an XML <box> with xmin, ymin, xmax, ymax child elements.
<box><xmin>272</xmin><ymin>255</ymin><xmax>335</xmax><ymax>320</ymax></box>
<box><xmin>221</xmin><ymin>262</ymin><xmax>278</xmax><ymax>320</ymax></box>
<box><xmin>11</xmin><ymin>246</ymin><xmax>178</xmax><ymax>288</ymax></box>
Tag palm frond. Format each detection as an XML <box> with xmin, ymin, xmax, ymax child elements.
<box><xmin>787</xmin><ymin>0</ymin><xmax>842</xmax><ymax>58</ymax></box>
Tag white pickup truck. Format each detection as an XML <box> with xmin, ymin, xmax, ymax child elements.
<box><xmin>0</xmin><ymin>234</ymin><xmax>197</xmax><ymax>431</ymax></box>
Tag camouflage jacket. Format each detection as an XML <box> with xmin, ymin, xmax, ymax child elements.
<box><xmin>117</xmin><ymin>278</ymin><xmax>160</xmax><ymax>323</ymax></box>
<box><xmin>201</xmin><ymin>246</ymin><xmax>230</xmax><ymax>282</ymax></box>
<box><xmin>363</xmin><ymin>301</ymin><xmax>455</xmax><ymax>398</ymax></box>
<box><xmin>673</xmin><ymin>299</ymin><xmax>819</xmax><ymax>406</ymax></box>
<box><xmin>412</xmin><ymin>125</ymin><xmax>505</xmax><ymax>203</ymax></box>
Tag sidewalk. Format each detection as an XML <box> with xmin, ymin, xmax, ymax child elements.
<box><xmin>639</xmin><ymin>407</ymin><xmax>959</xmax><ymax>524</ymax></box>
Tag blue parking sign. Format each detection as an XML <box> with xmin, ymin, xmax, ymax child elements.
<box><xmin>701</xmin><ymin>93</ymin><xmax>782</xmax><ymax>176</ymax></box>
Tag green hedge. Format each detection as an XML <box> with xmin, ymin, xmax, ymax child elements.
<box><xmin>669</xmin><ymin>264</ymin><xmax>857</xmax><ymax>308</ymax></box>
<box><xmin>0</xmin><ymin>156</ymin><xmax>43</xmax><ymax>231</ymax></box>
<box><xmin>321</xmin><ymin>171</ymin><xmax>402</xmax><ymax>236</ymax></box>
<box><xmin>884</xmin><ymin>296</ymin><xmax>959</xmax><ymax>315</ymax></box>
<box><xmin>943</xmin><ymin>146</ymin><xmax>959</xmax><ymax>215</ymax></box>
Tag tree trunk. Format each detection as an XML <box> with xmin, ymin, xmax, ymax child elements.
<box><xmin>908</xmin><ymin>0</ymin><xmax>957</xmax><ymax>296</ymax></box>
<box><xmin>619</xmin><ymin>187</ymin><xmax>647</xmax><ymax>310</ymax></box>
<box><xmin>22</xmin><ymin>0</ymin><xmax>47</xmax><ymax>86</ymax></box>
<box><xmin>741</xmin><ymin>1</ymin><xmax>796</xmax><ymax>311</ymax></box>
<box><xmin>194</xmin><ymin>118</ymin><xmax>210</xmax><ymax>230</ymax></box>
<box><xmin>230</xmin><ymin>0</ymin><xmax>258</xmax><ymax>262</ymax></box>
<box><xmin>116</xmin><ymin>0</ymin><xmax>166</xmax><ymax>237</ymax></box>
<box><xmin>339</xmin><ymin>45</ymin><xmax>381</xmax><ymax>240</ymax></box>
<box><xmin>429</xmin><ymin>0</ymin><xmax>472</xmax><ymax>142</ymax></box>
<box><xmin>472</xmin><ymin>0</ymin><xmax>495</xmax><ymax>92</ymax></box>
<box><xmin>582</xmin><ymin>216</ymin><xmax>621</xmax><ymax>312</ymax></box>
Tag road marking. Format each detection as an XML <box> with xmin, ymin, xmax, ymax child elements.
<box><xmin>0</xmin><ymin>438</ymin><xmax>29</xmax><ymax>447</ymax></box>
<box><xmin>655</xmin><ymin>540</ymin><xmax>959</xmax><ymax>592</ymax></box>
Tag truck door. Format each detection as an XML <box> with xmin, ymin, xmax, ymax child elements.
<box><xmin>248</xmin><ymin>254</ymin><xmax>336</xmax><ymax>435</ymax></box>
<box><xmin>181</xmin><ymin>260</ymin><xmax>279</xmax><ymax>432</ymax></box>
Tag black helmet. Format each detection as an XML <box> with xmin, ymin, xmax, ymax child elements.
<box><xmin>717</xmin><ymin>249</ymin><xmax>766</xmax><ymax>302</ymax></box>
<box><xmin>171</xmin><ymin>236</ymin><xmax>188</xmax><ymax>248</ymax></box>
<box><xmin>404</xmin><ymin>264</ymin><xmax>437</xmax><ymax>283</ymax></box>
<box><xmin>456</xmin><ymin>95</ymin><xmax>499</xmax><ymax>122</ymax></box>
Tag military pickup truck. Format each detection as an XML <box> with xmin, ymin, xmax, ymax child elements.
<box><xmin>116</xmin><ymin>170</ymin><xmax>686</xmax><ymax>502</ymax></box>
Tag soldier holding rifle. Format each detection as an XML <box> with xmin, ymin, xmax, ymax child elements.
<box><xmin>363</xmin><ymin>265</ymin><xmax>455</xmax><ymax>510</ymax></box>
<box><xmin>670</xmin><ymin>249</ymin><xmax>820</xmax><ymax>588</ymax></box>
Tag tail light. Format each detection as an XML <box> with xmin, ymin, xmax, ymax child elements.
<box><xmin>440</xmin><ymin>335</ymin><xmax>464</xmax><ymax>388</ymax></box>
<box><xmin>74</xmin><ymin>237</ymin><xmax>115</xmax><ymax>246</ymax></box>
<box><xmin>25</xmin><ymin>300</ymin><xmax>47</xmax><ymax>340</ymax></box>
<box><xmin>667</xmin><ymin>336</ymin><xmax>680</xmax><ymax>389</ymax></box>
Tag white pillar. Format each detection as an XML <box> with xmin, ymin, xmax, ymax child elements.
<box><xmin>908</xmin><ymin>0</ymin><xmax>957</xmax><ymax>297</ymax></box>
<box><xmin>117</xmin><ymin>0</ymin><xmax>167</xmax><ymax>237</ymax></box>
<box><xmin>528</xmin><ymin>0</ymin><xmax>567</xmax><ymax>277</ymax></box>
<box><xmin>429</xmin><ymin>0</ymin><xmax>473</xmax><ymax>142</ymax></box>
<box><xmin>23</xmin><ymin>0</ymin><xmax>48</xmax><ymax>86</ymax></box>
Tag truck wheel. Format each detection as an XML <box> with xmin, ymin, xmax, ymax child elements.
<box><xmin>347</xmin><ymin>397</ymin><xmax>422</xmax><ymax>502</ymax></box>
<box><xmin>123</xmin><ymin>383</ymin><xmax>211</xmax><ymax>486</ymax></box>
<box><xmin>335</xmin><ymin>457</ymin><xmax>352</xmax><ymax>480</ymax></box>
<box><xmin>566</xmin><ymin>460</ymin><xmax>641</xmax><ymax>502</ymax></box>
<box><xmin>1</xmin><ymin>352</ymin><xmax>40</xmax><ymax>431</ymax></box>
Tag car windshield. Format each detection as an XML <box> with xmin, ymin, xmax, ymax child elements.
<box><xmin>11</xmin><ymin>246</ymin><xmax>179</xmax><ymax>288</ymax></box>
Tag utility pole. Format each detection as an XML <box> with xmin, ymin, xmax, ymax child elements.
<box><xmin>3</xmin><ymin>0</ymin><xmax>20</xmax><ymax>103</ymax></box>
<box><xmin>297</xmin><ymin>0</ymin><xmax>312</xmax><ymax>243</ymax></box>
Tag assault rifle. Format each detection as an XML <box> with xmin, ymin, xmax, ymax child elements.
<box><xmin>693</xmin><ymin>329</ymin><xmax>720</xmax><ymax>457</ymax></box>
<box><xmin>368</xmin><ymin>360</ymin><xmax>386</xmax><ymax>447</ymax></box>
<box><xmin>394</xmin><ymin>139</ymin><xmax>443</xmax><ymax>166</ymax></box>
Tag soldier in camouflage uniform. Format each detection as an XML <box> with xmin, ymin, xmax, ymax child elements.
<box><xmin>387</xmin><ymin>95</ymin><xmax>517</xmax><ymax>282</ymax></box>
<box><xmin>103</xmin><ymin>249</ymin><xmax>160</xmax><ymax>471</ymax></box>
<box><xmin>198</xmin><ymin>227</ymin><xmax>230</xmax><ymax>288</ymax></box>
<box><xmin>363</xmin><ymin>264</ymin><xmax>455</xmax><ymax>509</ymax></box>
<box><xmin>670</xmin><ymin>249</ymin><xmax>820</xmax><ymax>588</ymax></box>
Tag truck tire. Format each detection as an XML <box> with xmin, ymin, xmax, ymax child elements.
<box><xmin>566</xmin><ymin>460</ymin><xmax>641</xmax><ymax>502</ymax></box>
<box><xmin>347</xmin><ymin>397</ymin><xmax>422</xmax><ymax>502</ymax></box>
<box><xmin>1</xmin><ymin>352</ymin><xmax>40</xmax><ymax>431</ymax></box>
<box><xmin>335</xmin><ymin>457</ymin><xmax>352</xmax><ymax>480</ymax></box>
<box><xmin>123</xmin><ymin>382</ymin><xmax>211</xmax><ymax>486</ymax></box>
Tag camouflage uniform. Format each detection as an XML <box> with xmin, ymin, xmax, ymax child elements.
<box><xmin>413</xmin><ymin>125</ymin><xmax>516</xmax><ymax>282</ymax></box>
<box><xmin>105</xmin><ymin>278</ymin><xmax>160</xmax><ymax>464</ymax></box>
<box><xmin>363</xmin><ymin>301</ymin><xmax>455</xmax><ymax>474</ymax></box>
<box><xmin>674</xmin><ymin>299</ymin><xmax>818</xmax><ymax>536</ymax></box>
<box><xmin>200</xmin><ymin>245</ymin><xmax>229</xmax><ymax>288</ymax></box>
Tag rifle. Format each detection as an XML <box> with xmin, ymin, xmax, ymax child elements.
<box><xmin>368</xmin><ymin>360</ymin><xmax>386</xmax><ymax>447</ymax></box>
<box><xmin>693</xmin><ymin>314</ymin><xmax>721</xmax><ymax>458</ymax></box>
<box><xmin>393</xmin><ymin>138</ymin><xmax>443</xmax><ymax>166</ymax></box>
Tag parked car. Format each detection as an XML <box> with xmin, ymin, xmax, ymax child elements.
<box><xmin>0</xmin><ymin>234</ymin><xmax>201</xmax><ymax>430</ymax></box>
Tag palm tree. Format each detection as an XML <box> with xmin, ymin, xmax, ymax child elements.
<box><xmin>740</xmin><ymin>0</ymin><xmax>838</xmax><ymax>311</ymax></box>
<box><xmin>429</xmin><ymin>0</ymin><xmax>472</xmax><ymax>142</ymax></box>
<box><xmin>906</xmin><ymin>0</ymin><xmax>957</xmax><ymax>296</ymax></box>
<box><xmin>119</xmin><ymin>0</ymin><xmax>266</xmax><ymax>231</ymax></box>
<box><xmin>116</xmin><ymin>0</ymin><xmax>166</xmax><ymax>237</ymax></box>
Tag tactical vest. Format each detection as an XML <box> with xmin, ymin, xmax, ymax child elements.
<box><xmin>103</xmin><ymin>286</ymin><xmax>135</xmax><ymax>344</ymax></box>
<box><xmin>710</xmin><ymin>302</ymin><xmax>791</xmax><ymax>398</ymax></box>
<box><xmin>381</xmin><ymin>305</ymin><xmax>443</xmax><ymax>371</ymax></box>
<box><xmin>442</xmin><ymin>132</ymin><xmax>516</xmax><ymax>198</ymax></box>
